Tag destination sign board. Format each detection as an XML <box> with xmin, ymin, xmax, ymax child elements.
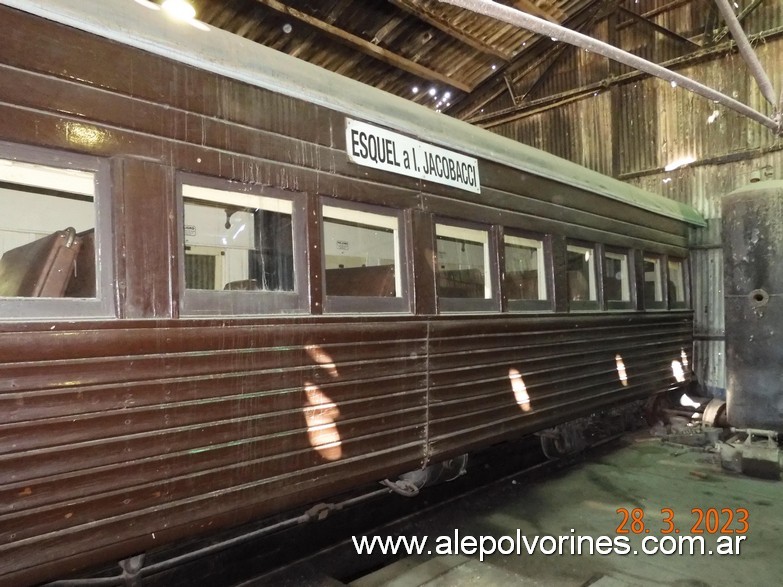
<box><xmin>345</xmin><ymin>119</ymin><xmax>481</xmax><ymax>194</ymax></box>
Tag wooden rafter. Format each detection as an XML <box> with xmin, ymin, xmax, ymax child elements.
<box><xmin>253</xmin><ymin>0</ymin><xmax>472</xmax><ymax>92</ymax></box>
<box><xmin>616</xmin><ymin>0</ymin><xmax>693</xmax><ymax>31</ymax></box>
<box><xmin>516</xmin><ymin>45</ymin><xmax>570</xmax><ymax>103</ymax></box>
<box><xmin>389</xmin><ymin>0</ymin><xmax>510</xmax><ymax>60</ymax></box>
<box><xmin>703</xmin><ymin>4</ymin><xmax>720</xmax><ymax>46</ymax></box>
<box><xmin>456</xmin><ymin>0</ymin><xmax>609</xmax><ymax>120</ymax></box>
<box><xmin>511</xmin><ymin>0</ymin><xmax>560</xmax><ymax>23</ymax></box>
<box><xmin>469</xmin><ymin>23</ymin><xmax>783</xmax><ymax>129</ymax></box>
<box><xmin>618</xmin><ymin>6</ymin><xmax>700</xmax><ymax>49</ymax></box>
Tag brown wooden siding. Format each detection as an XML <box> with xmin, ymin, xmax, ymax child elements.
<box><xmin>0</xmin><ymin>318</ymin><xmax>428</xmax><ymax>584</ymax></box>
<box><xmin>0</xmin><ymin>312</ymin><xmax>692</xmax><ymax>584</ymax></box>
<box><xmin>0</xmin><ymin>6</ymin><xmax>696</xmax><ymax>585</ymax></box>
<box><xmin>427</xmin><ymin>313</ymin><xmax>692</xmax><ymax>456</ymax></box>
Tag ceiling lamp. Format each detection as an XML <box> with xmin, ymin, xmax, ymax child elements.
<box><xmin>161</xmin><ymin>0</ymin><xmax>196</xmax><ymax>21</ymax></box>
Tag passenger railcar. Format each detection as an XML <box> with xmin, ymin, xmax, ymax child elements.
<box><xmin>0</xmin><ymin>1</ymin><xmax>704</xmax><ymax>584</ymax></box>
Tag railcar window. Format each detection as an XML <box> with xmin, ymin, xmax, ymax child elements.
<box><xmin>182</xmin><ymin>185</ymin><xmax>294</xmax><ymax>292</ymax></box>
<box><xmin>180</xmin><ymin>181</ymin><xmax>305</xmax><ymax>315</ymax></box>
<box><xmin>668</xmin><ymin>258</ymin><xmax>687</xmax><ymax>307</ymax></box>
<box><xmin>604</xmin><ymin>250</ymin><xmax>631</xmax><ymax>304</ymax></box>
<box><xmin>504</xmin><ymin>235</ymin><xmax>546</xmax><ymax>301</ymax></box>
<box><xmin>0</xmin><ymin>158</ymin><xmax>96</xmax><ymax>300</ymax></box>
<box><xmin>566</xmin><ymin>244</ymin><xmax>597</xmax><ymax>304</ymax></box>
<box><xmin>643</xmin><ymin>255</ymin><xmax>664</xmax><ymax>308</ymax></box>
<box><xmin>435</xmin><ymin>224</ymin><xmax>491</xmax><ymax>300</ymax></box>
<box><xmin>322</xmin><ymin>205</ymin><xmax>400</xmax><ymax>298</ymax></box>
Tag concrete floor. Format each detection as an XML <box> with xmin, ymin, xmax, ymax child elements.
<box><xmin>352</xmin><ymin>435</ymin><xmax>779</xmax><ymax>587</ymax></box>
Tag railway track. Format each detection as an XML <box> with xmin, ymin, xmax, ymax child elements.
<box><xmin>149</xmin><ymin>435</ymin><xmax>619</xmax><ymax>587</ymax></box>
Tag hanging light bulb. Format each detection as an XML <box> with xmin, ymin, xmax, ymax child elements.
<box><xmin>161</xmin><ymin>0</ymin><xmax>196</xmax><ymax>21</ymax></box>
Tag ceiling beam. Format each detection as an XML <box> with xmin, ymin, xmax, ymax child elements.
<box><xmin>703</xmin><ymin>5</ymin><xmax>720</xmax><ymax>45</ymax></box>
<box><xmin>511</xmin><ymin>0</ymin><xmax>559</xmax><ymax>23</ymax></box>
<box><xmin>617</xmin><ymin>6</ymin><xmax>700</xmax><ymax>49</ymax></box>
<box><xmin>440</xmin><ymin>0</ymin><xmax>779</xmax><ymax>133</ymax></box>
<box><xmin>616</xmin><ymin>0</ymin><xmax>693</xmax><ymax>31</ymax></box>
<box><xmin>466</xmin><ymin>20</ymin><xmax>783</xmax><ymax>130</ymax></box>
<box><xmin>389</xmin><ymin>0</ymin><xmax>510</xmax><ymax>60</ymax></box>
<box><xmin>516</xmin><ymin>44</ymin><xmax>570</xmax><ymax>103</ymax></box>
<box><xmin>253</xmin><ymin>0</ymin><xmax>472</xmax><ymax>92</ymax></box>
<box><xmin>451</xmin><ymin>0</ymin><xmax>607</xmax><ymax>120</ymax></box>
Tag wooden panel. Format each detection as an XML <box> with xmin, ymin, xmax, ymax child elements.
<box><xmin>0</xmin><ymin>318</ymin><xmax>428</xmax><ymax>584</ymax></box>
<box><xmin>409</xmin><ymin>208</ymin><xmax>437</xmax><ymax>315</ymax></box>
<box><xmin>425</xmin><ymin>313</ymin><xmax>693</xmax><ymax>459</ymax></box>
<box><xmin>112</xmin><ymin>158</ymin><xmax>177</xmax><ymax>318</ymax></box>
<box><xmin>422</xmin><ymin>194</ymin><xmax>689</xmax><ymax>253</ymax></box>
<box><xmin>0</xmin><ymin>5</ymin><xmax>331</xmax><ymax>147</ymax></box>
<box><xmin>1</xmin><ymin>445</ymin><xmax>422</xmax><ymax>587</ymax></box>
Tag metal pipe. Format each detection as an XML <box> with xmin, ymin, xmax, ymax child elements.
<box><xmin>140</xmin><ymin>487</ymin><xmax>391</xmax><ymax>575</ymax></box>
<box><xmin>438</xmin><ymin>0</ymin><xmax>781</xmax><ymax>134</ymax></box>
<box><xmin>463</xmin><ymin>22</ymin><xmax>783</xmax><ymax>126</ymax></box>
<box><xmin>713</xmin><ymin>0</ymin><xmax>778</xmax><ymax>107</ymax></box>
<box><xmin>713</xmin><ymin>0</ymin><xmax>764</xmax><ymax>43</ymax></box>
<box><xmin>43</xmin><ymin>487</ymin><xmax>393</xmax><ymax>586</ymax></box>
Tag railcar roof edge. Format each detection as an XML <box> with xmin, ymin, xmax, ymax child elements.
<box><xmin>1</xmin><ymin>0</ymin><xmax>706</xmax><ymax>227</ymax></box>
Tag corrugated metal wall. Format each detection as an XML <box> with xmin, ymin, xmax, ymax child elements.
<box><xmin>478</xmin><ymin>3</ymin><xmax>783</xmax><ymax>397</ymax></box>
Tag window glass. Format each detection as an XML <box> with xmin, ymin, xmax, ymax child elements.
<box><xmin>604</xmin><ymin>251</ymin><xmax>630</xmax><ymax>302</ymax></box>
<box><xmin>504</xmin><ymin>235</ymin><xmax>546</xmax><ymax>301</ymax></box>
<box><xmin>643</xmin><ymin>255</ymin><xmax>663</xmax><ymax>303</ymax></box>
<box><xmin>182</xmin><ymin>184</ymin><xmax>294</xmax><ymax>292</ymax></box>
<box><xmin>566</xmin><ymin>244</ymin><xmax>597</xmax><ymax>302</ymax></box>
<box><xmin>435</xmin><ymin>224</ymin><xmax>491</xmax><ymax>299</ymax></box>
<box><xmin>0</xmin><ymin>159</ymin><xmax>96</xmax><ymax>298</ymax></box>
<box><xmin>668</xmin><ymin>258</ymin><xmax>686</xmax><ymax>304</ymax></box>
<box><xmin>322</xmin><ymin>205</ymin><xmax>400</xmax><ymax>297</ymax></box>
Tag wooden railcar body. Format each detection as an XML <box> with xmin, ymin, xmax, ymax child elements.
<box><xmin>0</xmin><ymin>1</ymin><xmax>703</xmax><ymax>584</ymax></box>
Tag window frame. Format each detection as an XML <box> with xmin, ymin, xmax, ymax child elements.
<box><xmin>503</xmin><ymin>229</ymin><xmax>552</xmax><ymax>313</ymax></box>
<box><xmin>320</xmin><ymin>197</ymin><xmax>410</xmax><ymax>314</ymax></box>
<box><xmin>434</xmin><ymin>218</ymin><xmax>499</xmax><ymax>313</ymax></box>
<box><xmin>602</xmin><ymin>245</ymin><xmax>634</xmax><ymax>311</ymax></box>
<box><xmin>178</xmin><ymin>174</ymin><xmax>308</xmax><ymax>316</ymax></box>
<box><xmin>566</xmin><ymin>240</ymin><xmax>600</xmax><ymax>312</ymax></box>
<box><xmin>666</xmin><ymin>256</ymin><xmax>689</xmax><ymax>310</ymax></box>
<box><xmin>642</xmin><ymin>253</ymin><xmax>667</xmax><ymax>310</ymax></box>
<box><xmin>0</xmin><ymin>141</ymin><xmax>114</xmax><ymax>319</ymax></box>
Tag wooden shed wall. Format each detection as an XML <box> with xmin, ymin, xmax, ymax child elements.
<box><xmin>474</xmin><ymin>10</ymin><xmax>783</xmax><ymax>397</ymax></box>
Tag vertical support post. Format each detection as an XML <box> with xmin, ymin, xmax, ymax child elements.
<box><xmin>112</xmin><ymin>157</ymin><xmax>177</xmax><ymax>319</ymax></box>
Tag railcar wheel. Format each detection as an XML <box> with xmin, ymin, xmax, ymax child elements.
<box><xmin>439</xmin><ymin>454</ymin><xmax>469</xmax><ymax>482</ymax></box>
<box><xmin>539</xmin><ymin>422</ymin><xmax>587</xmax><ymax>459</ymax></box>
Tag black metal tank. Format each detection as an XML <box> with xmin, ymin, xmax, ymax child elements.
<box><xmin>723</xmin><ymin>180</ymin><xmax>783</xmax><ymax>431</ymax></box>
